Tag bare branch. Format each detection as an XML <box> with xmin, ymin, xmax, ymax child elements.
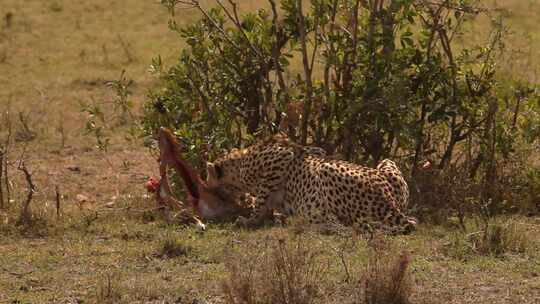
<box><xmin>192</xmin><ymin>1</ymin><xmax>244</xmax><ymax>54</ymax></box>
<box><xmin>269</xmin><ymin>0</ymin><xmax>289</xmax><ymax>98</ymax></box>
<box><xmin>3</xmin><ymin>154</ymin><xmax>10</xmax><ymax>204</ymax></box>
<box><xmin>216</xmin><ymin>0</ymin><xmax>263</xmax><ymax>58</ymax></box>
<box><xmin>55</xmin><ymin>185</ymin><xmax>61</xmax><ymax>218</ymax></box>
<box><xmin>0</xmin><ymin>149</ymin><xmax>4</xmax><ymax>209</ymax></box>
<box><xmin>17</xmin><ymin>160</ymin><xmax>36</xmax><ymax>223</ymax></box>
<box><xmin>184</xmin><ymin>69</ymin><xmax>217</xmax><ymax>124</ymax></box>
<box><xmin>415</xmin><ymin>0</ymin><xmax>483</xmax><ymax>14</ymax></box>
<box><xmin>297</xmin><ymin>0</ymin><xmax>314</xmax><ymax>145</ymax></box>
<box><xmin>1</xmin><ymin>103</ymin><xmax>12</xmax><ymax>205</ymax></box>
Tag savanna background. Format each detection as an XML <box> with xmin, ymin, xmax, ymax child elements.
<box><xmin>1</xmin><ymin>1</ymin><xmax>540</xmax><ymax>303</ymax></box>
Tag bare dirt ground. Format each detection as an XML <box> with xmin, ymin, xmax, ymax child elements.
<box><xmin>1</xmin><ymin>1</ymin><xmax>540</xmax><ymax>303</ymax></box>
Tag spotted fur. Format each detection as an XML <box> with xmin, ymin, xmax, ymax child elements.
<box><xmin>376</xmin><ymin>159</ymin><xmax>409</xmax><ymax>210</ymax></box>
<box><xmin>207</xmin><ymin>135</ymin><xmax>416</xmax><ymax>234</ymax></box>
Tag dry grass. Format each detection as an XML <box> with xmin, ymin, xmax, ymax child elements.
<box><xmin>95</xmin><ymin>272</ymin><xmax>123</xmax><ymax>304</ymax></box>
<box><xmin>362</xmin><ymin>237</ymin><xmax>413</xmax><ymax>304</ymax></box>
<box><xmin>158</xmin><ymin>234</ymin><xmax>194</xmax><ymax>258</ymax></box>
<box><xmin>442</xmin><ymin>218</ymin><xmax>534</xmax><ymax>261</ymax></box>
<box><xmin>471</xmin><ymin>220</ymin><xmax>533</xmax><ymax>256</ymax></box>
<box><xmin>1</xmin><ymin>213</ymin><xmax>539</xmax><ymax>303</ymax></box>
<box><xmin>222</xmin><ymin>236</ymin><xmax>326</xmax><ymax>304</ymax></box>
<box><xmin>470</xmin><ymin>0</ymin><xmax>540</xmax><ymax>82</ymax></box>
<box><xmin>220</xmin><ymin>234</ymin><xmax>415</xmax><ymax>304</ymax></box>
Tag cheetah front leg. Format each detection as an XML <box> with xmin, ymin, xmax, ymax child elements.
<box><xmin>379</xmin><ymin>207</ymin><xmax>417</xmax><ymax>235</ymax></box>
<box><xmin>236</xmin><ymin>186</ymin><xmax>286</xmax><ymax>228</ymax></box>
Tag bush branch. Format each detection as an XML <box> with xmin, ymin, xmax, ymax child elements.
<box><xmin>17</xmin><ymin>160</ymin><xmax>36</xmax><ymax>223</ymax></box>
<box><xmin>297</xmin><ymin>0</ymin><xmax>314</xmax><ymax>145</ymax></box>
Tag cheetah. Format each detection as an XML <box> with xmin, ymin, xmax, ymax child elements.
<box><xmin>206</xmin><ymin>135</ymin><xmax>417</xmax><ymax>234</ymax></box>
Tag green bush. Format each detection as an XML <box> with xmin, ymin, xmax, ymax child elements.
<box><xmin>143</xmin><ymin>1</ymin><xmax>540</xmax><ymax>214</ymax></box>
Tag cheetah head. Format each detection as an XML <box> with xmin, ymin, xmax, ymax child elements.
<box><xmin>401</xmin><ymin>217</ymin><xmax>418</xmax><ymax>235</ymax></box>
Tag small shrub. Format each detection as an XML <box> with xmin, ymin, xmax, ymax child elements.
<box><xmin>17</xmin><ymin>216</ymin><xmax>50</xmax><ymax>238</ymax></box>
<box><xmin>158</xmin><ymin>235</ymin><xmax>193</xmax><ymax>258</ymax></box>
<box><xmin>411</xmin><ymin>165</ymin><xmax>480</xmax><ymax>228</ymax></box>
<box><xmin>107</xmin><ymin>70</ymin><xmax>136</xmax><ymax>126</ymax></box>
<box><xmin>512</xmin><ymin>167</ymin><xmax>540</xmax><ymax>214</ymax></box>
<box><xmin>442</xmin><ymin>232</ymin><xmax>476</xmax><ymax>261</ymax></box>
<box><xmin>96</xmin><ymin>272</ymin><xmax>123</xmax><ymax>304</ymax></box>
<box><xmin>471</xmin><ymin>221</ymin><xmax>532</xmax><ymax>256</ymax></box>
<box><xmin>80</xmin><ymin>101</ymin><xmax>111</xmax><ymax>152</ymax></box>
<box><xmin>221</xmin><ymin>236</ymin><xmax>326</xmax><ymax>304</ymax></box>
<box><xmin>443</xmin><ymin>219</ymin><xmax>532</xmax><ymax>259</ymax></box>
<box><xmin>14</xmin><ymin>111</ymin><xmax>37</xmax><ymax>142</ymax></box>
<box><xmin>361</xmin><ymin>236</ymin><xmax>413</xmax><ymax>304</ymax></box>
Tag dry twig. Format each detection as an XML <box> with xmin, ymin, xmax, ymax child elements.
<box><xmin>1</xmin><ymin>104</ymin><xmax>13</xmax><ymax>205</ymax></box>
<box><xmin>17</xmin><ymin>160</ymin><xmax>36</xmax><ymax>223</ymax></box>
<box><xmin>297</xmin><ymin>0</ymin><xmax>314</xmax><ymax>145</ymax></box>
<box><xmin>55</xmin><ymin>185</ymin><xmax>61</xmax><ymax>218</ymax></box>
<box><xmin>0</xmin><ymin>149</ymin><xmax>4</xmax><ymax>209</ymax></box>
